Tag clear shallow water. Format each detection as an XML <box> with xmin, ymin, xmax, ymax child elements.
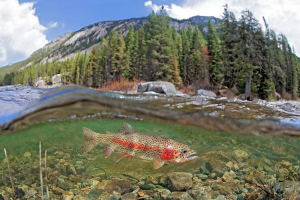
<box><xmin>0</xmin><ymin>86</ymin><xmax>300</xmax><ymax>199</ymax></box>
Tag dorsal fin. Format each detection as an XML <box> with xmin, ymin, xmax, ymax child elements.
<box><xmin>119</xmin><ymin>123</ymin><xmax>136</xmax><ymax>134</ymax></box>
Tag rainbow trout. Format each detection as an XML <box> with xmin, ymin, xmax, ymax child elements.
<box><xmin>82</xmin><ymin>123</ymin><xmax>198</xmax><ymax>169</ymax></box>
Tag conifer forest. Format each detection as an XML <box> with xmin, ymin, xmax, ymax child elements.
<box><xmin>1</xmin><ymin>6</ymin><xmax>300</xmax><ymax>100</ymax></box>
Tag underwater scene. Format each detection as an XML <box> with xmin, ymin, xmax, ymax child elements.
<box><xmin>0</xmin><ymin>86</ymin><xmax>300</xmax><ymax>200</ymax></box>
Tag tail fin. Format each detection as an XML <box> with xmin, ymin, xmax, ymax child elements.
<box><xmin>82</xmin><ymin>127</ymin><xmax>99</xmax><ymax>153</ymax></box>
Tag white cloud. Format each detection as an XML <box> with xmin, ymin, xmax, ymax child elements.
<box><xmin>0</xmin><ymin>0</ymin><xmax>48</xmax><ymax>67</ymax></box>
<box><xmin>145</xmin><ymin>0</ymin><xmax>300</xmax><ymax>56</ymax></box>
<box><xmin>48</xmin><ymin>21</ymin><xmax>58</xmax><ymax>28</ymax></box>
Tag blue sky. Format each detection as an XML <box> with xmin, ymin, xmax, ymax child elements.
<box><xmin>19</xmin><ymin>0</ymin><xmax>182</xmax><ymax>42</ymax></box>
<box><xmin>0</xmin><ymin>0</ymin><xmax>300</xmax><ymax>67</ymax></box>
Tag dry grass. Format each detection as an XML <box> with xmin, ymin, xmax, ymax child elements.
<box><xmin>282</xmin><ymin>92</ymin><xmax>292</xmax><ymax>100</ymax></box>
<box><xmin>99</xmin><ymin>78</ymin><xmax>141</xmax><ymax>93</ymax></box>
<box><xmin>178</xmin><ymin>85</ymin><xmax>197</xmax><ymax>96</ymax></box>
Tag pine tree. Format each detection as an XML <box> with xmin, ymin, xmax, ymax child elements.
<box><xmin>86</xmin><ymin>47</ymin><xmax>99</xmax><ymax>87</ymax></box>
<box><xmin>108</xmin><ymin>30</ymin><xmax>118</xmax><ymax>81</ymax></box>
<box><xmin>171</xmin><ymin>54</ymin><xmax>182</xmax><ymax>87</ymax></box>
<box><xmin>117</xmin><ymin>30</ymin><xmax>129</xmax><ymax>79</ymax></box>
<box><xmin>207</xmin><ymin>20</ymin><xmax>223</xmax><ymax>88</ymax></box>
<box><xmin>125</xmin><ymin>25</ymin><xmax>136</xmax><ymax>79</ymax></box>
<box><xmin>144</xmin><ymin>7</ymin><xmax>174</xmax><ymax>81</ymax></box>
<box><xmin>136</xmin><ymin>27</ymin><xmax>147</xmax><ymax>80</ymax></box>
<box><xmin>220</xmin><ymin>4</ymin><xmax>240</xmax><ymax>88</ymax></box>
<box><xmin>181</xmin><ymin>29</ymin><xmax>190</xmax><ymax>84</ymax></box>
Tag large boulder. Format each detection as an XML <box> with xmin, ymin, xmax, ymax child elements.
<box><xmin>137</xmin><ymin>81</ymin><xmax>177</xmax><ymax>95</ymax></box>
<box><xmin>35</xmin><ymin>77</ymin><xmax>46</xmax><ymax>87</ymax></box>
<box><xmin>52</xmin><ymin>74</ymin><xmax>62</xmax><ymax>85</ymax></box>
<box><xmin>196</xmin><ymin>89</ymin><xmax>216</xmax><ymax>98</ymax></box>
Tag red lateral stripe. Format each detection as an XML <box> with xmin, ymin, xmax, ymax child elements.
<box><xmin>111</xmin><ymin>138</ymin><xmax>162</xmax><ymax>151</ymax></box>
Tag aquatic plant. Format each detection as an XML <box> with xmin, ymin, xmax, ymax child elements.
<box><xmin>39</xmin><ymin>142</ymin><xmax>44</xmax><ymax>200</ymax></box>
<box><xmin>3</xmin><ymin>148</ymin><xmax>14</xmax><ymax>197</ymax></box>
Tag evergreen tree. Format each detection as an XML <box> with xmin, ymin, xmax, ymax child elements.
<box><xmin>171</xmin><ymin>54</ymin><xmax>182</xmax><ymax>87</ymax></box>
<box><xmin>207</xmin><ymin>20</ymin><xmax>223</xmax><ymax>87</ymax></box>
<box><xmin>125</xmin><ymin>25</ymin><xmax>136</xmax><ymax>79</ymax></box>
<box><xmin>220</xmin><ymin>4</ymin><xmax>240</xmax><ymax>88</ymax></box>
<box><xmin>86</xmin><ymin>47</ymin><xmax>99</xmax><ymax>87</ymax></box>
<box><xmin>136</xmin><ymin>27</ymin><xmax>147</xmax><ymax>80</ymax></box>
<box><xmin>117</xmin><ymin>30</ymin><xmax>129</xmax><ymax>79</ymax></box>
<box><xmin>144</xmin><ymin>7</ymin><xmax>174</xmax><ymax>81</ymax></box>
<box><xmin>108</xmin><ymin>30</ymin><xmax>118</xmax><ymax>81</ymax></box>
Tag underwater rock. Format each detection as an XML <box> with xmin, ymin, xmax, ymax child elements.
<box><xmin>233</xmin><ymin>149</ymin><xmax>249</xmax><ymax>161</ymax></box>
<box><xmin>154</xmin><ymin>188</ymin><xmax>171</xmax><ymax>199</ymax></box>
<box><xmin>188</xmin><ymin>184</ymin><xmax>212</xmax><ymax>200</ymax></box>
<box><xmin>73</xmin><ymin>195</ymin><xmax>85</xmax><ymax>200</ymax></box>
<box><xmin>215</xmin><ymin>195</ymin><xmax>226</xmax><ymax>200</ymax></box>
<box><xmin>137</xmin><ymin>81</ymin><xmax>177</xmax><ymax>95</ymax></box>
<box><xmin>15</xmin><ymin>187</ymin><xmax>25</xmax><ymax>199</ymax></box>
<box><xmin>104</xmin><ymin>179</ymin><xmax>133</xmax><ymax>195</ymax></box>
<box><xmin>52</xmin><ymin>187</ymin><xmax>65</xmax><ymax>195</ymax></box>
<box><xmin>139</xmin><ymin>184</ymin><xmax>156</xmax><ymax>190</ymax></box>
<box><xmin>166</xmin><ymin>172</ymin><xmax>193</xmax><ymax>191</ymax></box>
<box><xmin>208</xmin><ymin>173</ymin><xmax>217</xmax><ymax>179</ymax></box>
<box><xmin>222</xmin><ymin>170</ymin><xmax>237</xmax><ymax>182</ymax></box>
<box><xmin>122</xmin><ymin>192</ymin><xmax>137</xmax><ymax>200</ymax></box>
<box><xmin>196</xmin><ymin>89</ymin><xmax>216</xmax><ymax>98</ymax></box>
<box><xmin>195</xmin><ymin>174</ymin><xmax>208</xmax><ymax>181</ymax></box>
<box><xmin>23</xmin><ymin>188</ymin><xmax>37</xmax><ymax>199</ymax></box>
<box><xmin>87</xmin><ymin>189</ymin><xmax>106</xmax><ymax>200</ymax></box>
<box><xmin>58</xmin><ymin>180</ymin><xmax>76</xmax><ymax>190</ymax></box>
<box><xmin>147</xmin><ymin>176</ymin><xmax>159</xmax><ymax>185</ymax></box>
<box><xmin>23</xmin><ymin>152</ymin><xmax>31</xmax><ymax>158</ymax></box>
<box><xmin>166</xmin><ymin>191</ymin><xmax>193</xmax><ymax>200</ymax></box>
<box><xmin>62</xmin><ymin>191</ymin><xmax>74</xmax><ymax>200</ymax></box>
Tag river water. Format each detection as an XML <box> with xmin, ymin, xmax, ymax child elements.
<box><xmin>0</xmin><ymin>85</ymin><xmax>299</xmax><ymax>200</ymax></box>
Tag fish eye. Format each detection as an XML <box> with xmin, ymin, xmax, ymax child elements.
<box><xmin>183</xmin><ymin>150</ymin><xmax>187</xmax><ymax>153</ymax></box>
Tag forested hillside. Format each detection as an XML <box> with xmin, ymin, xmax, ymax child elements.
<box><xmin>1</xmin><ymin>6</ymin><xmax>300</xmax><ymax>100</ymax></box>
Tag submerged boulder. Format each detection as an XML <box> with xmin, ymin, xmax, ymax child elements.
<box><xmin>196</xmin><ymin>89</ymin><xmax>216</xmax><ymax>98</ymax></box>
<box><xmin>137</xmin><ymin>82</ymin><xmax>177</xmax><ymax>95</ymax></box>
<box><xmin>165</xmin><ymin>172</ymin><xmax>193</xmax><ymax>191</ymax></box>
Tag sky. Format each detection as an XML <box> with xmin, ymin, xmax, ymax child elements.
<box><xmin>0</xmin><ymin>0</ymin><xmax>299</xmax><ymax>67</ymax></box>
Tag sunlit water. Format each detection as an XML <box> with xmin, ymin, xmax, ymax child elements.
<box><xmin>0</xmin><ymin>86</ymin><xmax>299</xmax><ymax>199</ymax></box>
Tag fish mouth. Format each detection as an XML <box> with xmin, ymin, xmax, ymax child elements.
<box><xmin>178</xmin><ymin>155</ymin><xmax>198</xmax><ymax>163</ymax></box>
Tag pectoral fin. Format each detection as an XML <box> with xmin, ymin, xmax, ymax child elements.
<box><xmin>105</xmin><ymin>146</ymin><xmax>114</xmax><ymax>158</ymax></box>
<box><xmin>153</xmin><ymin>154</ymin><xmax>165</xmax><ymax>169</ymax></box>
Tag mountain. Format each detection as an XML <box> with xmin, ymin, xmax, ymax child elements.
<box><xmin>0</xmin><ymin>15</ymin><xmax>219</xmax><ymax>75</ymax></box>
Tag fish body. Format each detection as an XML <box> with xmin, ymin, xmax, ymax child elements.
<box><xmin>82</xmin><ymin>123</ymin><xmax>198</xmax><ymax>169</ymax></box>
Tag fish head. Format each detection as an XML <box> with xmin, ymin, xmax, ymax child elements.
<box><xmin>162</xmin><ymin>146</ymin><xmax>198</xmax><ymax>163</ymax></box>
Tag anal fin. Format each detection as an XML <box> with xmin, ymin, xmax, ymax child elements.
<box><xmin>153</xmin><ymin>154</ymin><xmax>165</xmax><ymax>169</ymax></box>
<box><xmin>105</xmin><ymin>146</ymin><xmax>114</xmax><ymax>158</ymax></box>
<box><xmin>116</xmin><ymin>153</ymin><xmax>132</xmax><ymax>162</ymax></box>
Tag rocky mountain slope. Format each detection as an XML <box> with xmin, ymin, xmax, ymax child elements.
<box><xmin>0</xmin><ymin>16</ymin><xmax>219</xmax><ymax>75</ymax></box>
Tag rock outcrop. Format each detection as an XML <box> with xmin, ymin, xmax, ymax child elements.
<box><xmin>196</xmin><ymin>89</ymin><xmax>216</xmax><ymax>98</ymax></box>
<box><xmin>137</xmin><ymin>82</ymin><xmax>177</xmax><ymax>95</ymax></box>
